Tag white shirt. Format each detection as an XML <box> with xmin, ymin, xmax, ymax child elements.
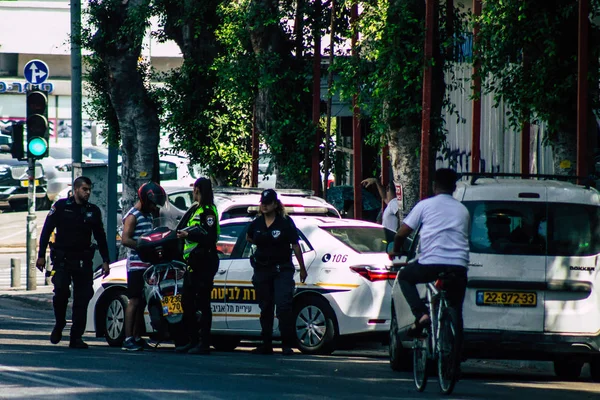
<box><xmin>403</xmin><ymin>194</ymin><xmax>470</xmax><ymax>267</ymax></box>
<box><xmin>382</xmin><ymin>198</ymin><xmax>400</xmax><ymax>232</ymax></box>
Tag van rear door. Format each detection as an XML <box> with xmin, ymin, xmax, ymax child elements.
<box><xmin>544</xmin><ymin>192</ymin><xmax>600</xmax><ymax>335</ymax></box>
<box><xmin>462</xmin><ymin>186</ymin><xmax>547</xmax><ymax>333</ymax></box>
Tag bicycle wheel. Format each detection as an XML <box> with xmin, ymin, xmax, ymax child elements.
<box><xmin>437</xmin><ymin>307</ymin><xmax>460</xmax><ymax>395</ymax></box>
<box><xmin>413</xmin><ymin>335</ymin><xmax>430</xmax><ymax>392</ymax></box>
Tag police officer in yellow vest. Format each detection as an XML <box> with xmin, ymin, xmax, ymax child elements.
<box><xmin>175</xmin><ymin>178</ymin><xmax>220</xmax><ymax>354</ymax></box>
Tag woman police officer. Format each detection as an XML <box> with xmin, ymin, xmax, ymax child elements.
<box><xmin>175</xmin><ymin>178</ymin><xmax>220</xmax><ymax>355</ymax></box>
<box><xmin>247</xmin><ymin>189</ymin><xmax>308</xmax><ymax>356</ymax></box>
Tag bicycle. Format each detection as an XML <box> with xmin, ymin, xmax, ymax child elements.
<box><xmin>412</xmin><ymin>272</ymin><xmax>462</xmax><ymax>395</ymax></box>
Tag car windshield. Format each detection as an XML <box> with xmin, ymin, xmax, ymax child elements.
<box><xmin>321</xmin><ymin>226</ymin><xmax>392</xmax><ymax>253</ymax></box>
<box><xmin>50</xmin><ymin>147</ymin><xmax>72</xmax><ymax>159</ymax></box>
<box><xmin>465</xmin><ymin>201</ymin><xmax>600</xmax><ymax>256</ymax></box>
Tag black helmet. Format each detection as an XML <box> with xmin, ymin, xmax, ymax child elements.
<box><xmin>138</xmin><ymin>181</ymin><xmax>167</xmax><ymax>208</ymax></box>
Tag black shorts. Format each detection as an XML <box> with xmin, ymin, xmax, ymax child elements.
<box><xmin>127</xmin><ymin>269</ymin><xmax>146</xmax><ymax>299</ymax></box>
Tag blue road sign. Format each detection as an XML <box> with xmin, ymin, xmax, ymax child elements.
<box><xmin>23</xmin><ymin>59</ymin><xmax>50</xmax><ymax>85</ymax></box>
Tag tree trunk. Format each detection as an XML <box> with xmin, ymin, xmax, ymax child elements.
<box><xmin>88</xmin><ymin>0</ymin><xmax>160</xmax><ymax>214</ymax></box>
<box><xmin>550</xmin><ymin>129</ymin><xmax>577</xmax><ymax>176</ymax></box>
<box><xmin>387</xmin><ymin>125</ymin><xmax>420</xmax><ymax>221</ymax></box>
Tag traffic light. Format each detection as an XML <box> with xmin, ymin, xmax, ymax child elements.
<box><xmin>26</xmin><ymin>89</ymin><xmax>49</xmax><ymax>159</ymax></box>
<box><xmin>9</xmin><ymin>122</ymin><xmax>25</xmax><ymax>160</ymax></box>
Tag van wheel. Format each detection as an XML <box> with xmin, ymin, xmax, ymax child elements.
<box><xmin>104</xmin><ymin>293</ymin><xmax>128</xmax><ymax>347</ymax></box>
<box><xmin>553</xmin><ymin>359</ymin><xmax>583</xmax><ymax>380</ymax></box>
<box><xmin>590</xmin><ymin>357</ymin><xmax>600</xmax><ymax>382</ymax></box>
<box><xmin>211</xmin><ymin>336</ymin><xmax>240</xmax><ymax>352</ymax></box>
<box><xmin>294</xmin><ymin>296</ymin><xmax>338</xmax><ymax>355</ymax></box>
<box><xmin>389</xmin><ymin>307</ymin><xmax>411</xmax><ymax>371</ymax></box>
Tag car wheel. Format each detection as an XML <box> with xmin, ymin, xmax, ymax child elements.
<box><xmin>389</xmin><ymin>306</ymin><xmax>411</xmax><ymax>372</ymax></box>
<box><xmin>553</xmin><ymin>359</ymin><xmax>584</xmax><ymax>381</ymax></box>
<box><xmin>590</xmin><ymin>357</ymin><xmax>600</xmax><ymax>383</ymax></box>
<box><xmin>294</xmin><ymin>296</ymin><xmax>338</xmax><ymax>355</ymax></box>
<box><xmin>211</xmin><ymin>336</ymin><xmax>240</xmax><ymax>352</ymax></box>
<box><xmin>104</xmin><ymin>293</ymin><xmax>128</xmax><ymax>347</ymax></box>
<box><xmin>8</xmin><ymin>199</ymin><xmax>27</xmax><ymax>212</ymax></box>
<box><xmin>36</xmin><ymin>196</ymin><xmax>51</xmax><ymax>210</ymax></box>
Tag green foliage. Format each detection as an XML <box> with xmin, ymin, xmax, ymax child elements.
<box><xmin>333</xmin><ymin>0</ymin><xmax>469</xmax><ymax>153</ymax></box>
<box><xmin>476</xmin><ymin>0</ymin><xmax>600</xmax><ymax>134</ymax></box>
<box><xmin>81</xmin><ymin>0</ymin><xmax>156</xmax><ymax>146</ymax></box>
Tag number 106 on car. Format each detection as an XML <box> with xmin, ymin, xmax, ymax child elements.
<box><xmin>476</xmin><ymin>290</ymin><xmax>537</xmax><ymax>307</ymax></box>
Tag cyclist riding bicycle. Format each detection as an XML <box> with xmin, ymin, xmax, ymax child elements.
<box><xmin>388</xmin><ymin>168</ymin><xmax>469</xmax><ymax>342</ymax></box>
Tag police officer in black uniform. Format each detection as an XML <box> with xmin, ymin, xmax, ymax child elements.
<box><xmin>37</xmin><ymin>176</ymin><xmax>110</xmax><ymax>349</ymax></box>
<box><xmin>175</xmin><ymin>178</ymin><xmax>220</xmax><ymax>355</ymax></box>
<box><xmin>246</xmin><ymin>189</ymin><xmax>307</xmax><ymax>356</ymax></box>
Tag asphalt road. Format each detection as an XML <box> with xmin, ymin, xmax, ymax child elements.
<box><xmin>0</xmin><ymin>298</ymin><xmax>598</xmax><ymax>400</ymax></box>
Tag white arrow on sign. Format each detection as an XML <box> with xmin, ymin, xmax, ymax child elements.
<box><xmin>28</xmin><ymin>63</ymin><xmax>47</xmax><ymax>84</ymax></box>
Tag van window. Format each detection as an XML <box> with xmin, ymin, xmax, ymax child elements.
<box><xmin>465</xmin><ymin>201</ymin><xmax>600</xmax><ymax>256</ymax></box>
<box><xmin>547</xmin><ymin>203</ymin><xmax>600</xmax><ymax>256</ymax></box>
<box><xmin>465</xmin><ymin>201</ymin><xmax>547</xmax><ymax>255</ymax></box>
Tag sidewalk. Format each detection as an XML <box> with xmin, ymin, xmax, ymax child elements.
<box><xmin>0</xmin><ymin>285</ymin><xmax>53</xmax><ymax>309</ymax></box>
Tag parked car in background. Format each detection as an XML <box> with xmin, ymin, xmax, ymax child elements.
<box><xmin>87</xmin><ymin>216</ymin><xmax>397</xmax><ymax>353</ymax></box>
<box><xmin>42</xmin><ymin>145</ymin><xmax>113</xmax><ymax>204</ymax></box>
<box><xmin>0</xmin><ymin>154</ymin><xmax>48</xmax><ymax>211</ymax></box>
<box><xmin>214</xmin><ymin>188</ymin><xmax>341</xmax><ymax>221</ymax></box>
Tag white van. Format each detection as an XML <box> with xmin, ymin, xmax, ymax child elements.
<box><xmin>390</xmin><ymin>176</ymin><xmax>600</xmax><ymax>381</ymax></box>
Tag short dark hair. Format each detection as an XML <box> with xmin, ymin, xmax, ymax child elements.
<box><xmin>434</xmin><ymin>168</ymin><xmax>458</xmax><ymax>192</ymax></box>
<box><xmin>194</xmin><ymin>177</ymin><xmax>214</xmax><ymax>207</ymax></box>
<box><xmin>73</xmin><ymin>176</ymin><xmax>92</xmax><ymax>189</ymax></box>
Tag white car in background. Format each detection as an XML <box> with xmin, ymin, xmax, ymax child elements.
<box><xmin>86</xmin><ymin>216</ymin><xmax>397</xmax><ymax>354</ymax></box>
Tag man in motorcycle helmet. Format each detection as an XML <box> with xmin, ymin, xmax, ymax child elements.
<box><xmin>120</xmin><ymin>181</ymin><xmax>167</xmax><ymax>351</ymax></box>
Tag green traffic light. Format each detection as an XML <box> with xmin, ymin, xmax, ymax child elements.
<box><xmin>28</xmin><ymin>137</ymin><xmax>48</xmax><ymax>157</ymax></box>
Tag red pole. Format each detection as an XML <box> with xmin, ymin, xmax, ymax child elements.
<box><xmin>471</xmin><ymin>0</ymin><xmax>481</xmax><ymax>173</ymax></box>
<box><xmin>352</xmin><ymin>2</ymin><xmax>362</xmax><ymax>219</ymax></box>
<box><xmin>577</xmin><ymin>0</ymin><xmax>589</xmax><ymax>183</ymax></box>
<box><xmin>420</xmin><ymin>0</ymin><xmax>435</xmax><ymax>199</ymax></box>
<box><xmin>381</xmin><ymin>145</ymin><xmax>390</xmax><ymax>208</ymax></box>
<box><xmin>251</xmin><ymin>104</ymin><xmax>258</xmax><ymax>187</ymax></box>
<box><xmin>311</xmin><ymin>0</ymin><xmax>322</xmax><ymax>194</ymax></box>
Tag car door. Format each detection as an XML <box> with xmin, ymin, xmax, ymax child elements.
<box><xmin>544</xmin><ymin>196</ymin><xmax>600</xmax><ymax>335</ymax></box>
<box><xmin>224</xmin><ymin>233</ymin><xmax>262</xmax><ymax>332</ymax></box>
<box><xmin>212</xmin><ymin>221</ymin><xmax>250</xmax><ymax>330</ymax></box>
<box><xmin>225</xmin><ymin>227</ymin><xmax>315</xmax><ymax>332</ymax></box>
<box><xmin>462</xmin><ymin>186</ymin><xmax>547</xmax><ymax>333</ymax></box>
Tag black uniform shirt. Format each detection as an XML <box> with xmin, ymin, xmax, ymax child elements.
<box><xmin>38</xmin><ymin>196</ymin><xmax>110</xmax><ymax>262</ymax></box>
<box><xmin>247</xmin><ymin>214</ymin><xmax>299</xmax><ymax>265</ymax></box>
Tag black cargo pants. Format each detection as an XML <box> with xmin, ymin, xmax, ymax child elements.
<box><xmin>182</xmin><ymin>251</ymin><xmax>219</xmax><ymax>346</ymax></box>
<box><xmin>252</xmin><ymin>264</ymin><xmax>295</xmax><ymax>347</ymax></box>
<box><xmin>51</xmin><ymin>251</ymin><xmax>94</xmax><ymax>339</ymax></box>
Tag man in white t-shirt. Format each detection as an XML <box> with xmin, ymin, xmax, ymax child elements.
<box><xmin>381</xmin><ymin>197</ymin><xmax>400</xmax><ymax>232</ymax></box>
<box><xmin>388</xmin><ymin>168</ymin><xmax>469</xmax><ymax>340</ymax></box>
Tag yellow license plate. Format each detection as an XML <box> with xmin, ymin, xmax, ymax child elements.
<box><xmin>21</xmin><ymin>180</ymin><xmax>40</xmax><ymax>187</ymax></box>
<box><xmin>476</xmin><ymin>291</ymin><xmax>537</xmax><ymax>307</ymax></box>
<box><xmin>160</xmin><ymin>294</ymin><xmax>183</xmax><ymax>316</ymax></box>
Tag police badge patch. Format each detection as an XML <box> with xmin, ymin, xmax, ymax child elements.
<box><xmin>48</xmin><ymin>205</ymin><xmax>56</xmax><ymax>216</ymax></box>
<box><xmin>272</xmin><ymin>230</ymin><xmax>281</xmax><ymax>238</ymax></box>
<box><xmin>207</xmin><ymin>216</ymin><xmax>215</xmax><ymax>227</ymax></box>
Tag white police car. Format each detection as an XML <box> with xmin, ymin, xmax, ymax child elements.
<box><xmin>86</xmin><ymin>215</ymin><xmax>396</xmax><ymax>354</ymax></box>
<box><xmin>389</xmin><ymin>176</ymin><xmax>600</xmax><ymax>381</ymax></box>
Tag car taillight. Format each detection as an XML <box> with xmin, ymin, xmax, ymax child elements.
<box><xmin>349</xmin><ymin>266</ymin><xmax>397</xmax><ymax>282</ymax></box>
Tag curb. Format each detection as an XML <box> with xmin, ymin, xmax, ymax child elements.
<box><xmin>0</xmin><ymin>291</ymin><xmax>54</xmax><ymax>310</ymax></box>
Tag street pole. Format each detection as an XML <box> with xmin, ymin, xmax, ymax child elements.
<box><xmin>71</xmin><ymin>0</ymin><xmax>82</xmax><ymax>166</ymax></box>
<box><xmin>26</xmin><ymin>157</ymin><xmax>37</xmax><ymax>291</ymax></box>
